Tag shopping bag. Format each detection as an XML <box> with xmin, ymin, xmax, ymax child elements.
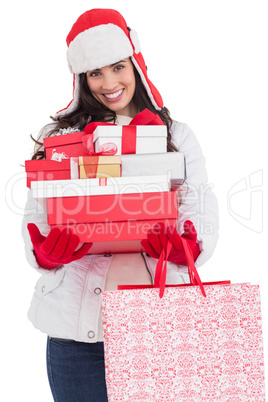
<box><xmin>102</xmin><ymin>240</ymin><xmax>266</xmax><ymax>401</ymax></box>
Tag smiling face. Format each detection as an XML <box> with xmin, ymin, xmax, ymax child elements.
<box><xmin>86</xmin><ymin>58</ymin><xmax>138</xmax><ymax>117</ymax></box>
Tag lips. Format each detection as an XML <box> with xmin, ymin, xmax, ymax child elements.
<box><xmin>103</xmin><ymin>89</ymin><xmax>124</xmax><ymax>102</ymax></box>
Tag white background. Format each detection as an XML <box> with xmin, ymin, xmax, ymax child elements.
<box><xmin>1</xmin><ymin>0</ymin><xmax>267</xmax><ymax>400</ymax></box>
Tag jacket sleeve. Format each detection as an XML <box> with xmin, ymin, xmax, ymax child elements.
<box><xmin>171</xmin><ymin>121</ymin><xmax>219</xmax><ymax>268</ymax></box>
<box><xmin>21</xmin><ymin>189</ymin><xmax>51</xmax><ymax>273</ymax></box>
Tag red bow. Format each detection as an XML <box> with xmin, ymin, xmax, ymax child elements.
<box><xmin>128</xmin><ymin>108</ymin><xmax>164</xmax><ymax>126</ymax></box>
<box><xmin>82</xmin><ymin>109</ymin><xmax>164</xmax><ymax>155</ymax></box>
<box><xmin>82</xmin><ymin>122</ymin><xmax>117</xmax><ymax>155</ymax></box>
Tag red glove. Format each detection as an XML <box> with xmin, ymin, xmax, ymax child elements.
<box><xmin>141</xmin><ymin>220</ymin><xmax>200</xmax><ymax>265</ymax></box>
<box><xmin>27</xmin><ymin>223</ymin><xmax>92</xmax><ymax>269</ymax></box>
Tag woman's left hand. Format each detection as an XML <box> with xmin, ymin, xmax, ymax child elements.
<box><xmin>141</xmin><ymin>220</ymin><xmax>200</xmax><ymax>265</ymax></box>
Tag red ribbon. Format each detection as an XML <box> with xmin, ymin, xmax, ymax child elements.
<box><xmin>99</xmin><ymin>178</ymin><xmax>107</xmax><ymax>186</ymax></box>
<box><xmin>83</xmin><ymin>109</ymin><xmax>165</xmax><ymax>155</ymax></box>
<box><xmin>128</xmin><ymin>108</ymin><xmax>165</xmax><ymax>126</ymax></box>
<box><xmin>82</xmin><ymin>122</ymin><xmax>118</xmax><ymax>155</ymax></box>
<box><xmin>121</xmin><ymin>126</ymin><xmax>137</xmax><ymax>154</ymax></box>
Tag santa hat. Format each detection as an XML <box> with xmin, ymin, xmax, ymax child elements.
<box><xmin>56</xmin><ymin>8</ymin><xmax>164</xmax><ymax>116</ymax></box>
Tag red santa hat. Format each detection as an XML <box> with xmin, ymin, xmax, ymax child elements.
<box><xmin>56</xmin><ymin>8</ymin><xmax>164</xmax><ymax>116</ymax></box>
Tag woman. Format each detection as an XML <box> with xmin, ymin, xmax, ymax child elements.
<box><xmin>22</xmin><ymin>8</ymin><xmax>219</xmax><ymax>402</ymax></box>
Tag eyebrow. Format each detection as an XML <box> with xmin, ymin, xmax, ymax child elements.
<box><xmin>110</xmin><ymin>60</ymin><xmax>126</xmax><ymax>67</ymax></box>
<box><xmin>90</xmin><ymin>60</ymin><xmax>126</xmax><ymax>72</ymax></box>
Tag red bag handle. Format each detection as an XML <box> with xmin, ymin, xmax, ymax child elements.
<box><xmin>154</xmin><ymin>239</ymin><xmax>206</xmax><ymax>298</ymax></box>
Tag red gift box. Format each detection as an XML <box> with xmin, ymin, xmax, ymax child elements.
<box><xmin>43</xmin><ymin>132</ymin><xmax>89</xmax><ymax>159</ymax></box>
<box><xmin>32</xmin><ymin>175</ymin><xmax>178</xmax><ymax>254</ymax></box>
<box><xmin>25</xmin><ymin>158</ymin><xmax>79</xmax><ymax>188</ymax></box>
<box><xmin>52</xmin><ymin>218</ymin><xmax>177</xmax><ymax>254</ymax></box>
<box><xmin>46</xmin><ymin>191</ymin><xmax>178</xmax><ymax>225</ymax></box>
<box><xmin>48</xmin><ymin>191</ymin><xmax>178</xmax><ymax>254</ymax></box>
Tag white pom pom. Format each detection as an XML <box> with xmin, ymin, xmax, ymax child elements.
<box><xmin>129</xmin><ymin>29</ymin><xmax>141</xmax><ymax>54</ymax></box>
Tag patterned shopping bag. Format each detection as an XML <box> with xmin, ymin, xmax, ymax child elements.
<box><xmin>102</xmin><ymin>240</ymin><xmax>266</xmax><ymax>401</ymax></box>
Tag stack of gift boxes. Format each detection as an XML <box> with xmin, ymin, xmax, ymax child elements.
<box><xmin>25</xmin><ymin>116</ymin><xmax>186</xmax><ymax>254</ymax></box>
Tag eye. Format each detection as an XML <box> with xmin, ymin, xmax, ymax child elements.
<box><xmin>114</xmin><ymin>64</ymin><xmax>124</xmax><ymax>72</ymax></box>
<box><xmin>88</xmin><ymin>70</ymin><xmax>101</xmax><ymax>78</ymax></box>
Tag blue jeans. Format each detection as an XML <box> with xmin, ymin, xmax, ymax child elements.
<box><xmin>46</xmin><ymin>337</ymin><xmax>108</xmax><ymax>402</ymax></box>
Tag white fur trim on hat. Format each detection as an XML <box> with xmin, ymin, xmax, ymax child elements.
<box><xmin>67</xmin><ymin>23</ymin><xmax>134</xmax><ymax>74</ymax></box>
<box><xmin>129</xmin><ymin>29</ymin><xmax>141</xmax><ymax>54</ymax></box>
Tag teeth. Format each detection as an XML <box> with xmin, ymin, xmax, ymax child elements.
<box><xmin>104</xmin><ymin>89</ymin><xmax>123</xmax><ymax>99</ymax></box>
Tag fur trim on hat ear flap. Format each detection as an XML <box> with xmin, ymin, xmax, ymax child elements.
<box><xmin>129</xmin><ymin>29</ymin><xmax>141</xmax><ymax>54</ymax></box>
<box><xmin>56</xmin><ymin>74</ymin><xmax>80</xmax><ymax>116</ymax></box>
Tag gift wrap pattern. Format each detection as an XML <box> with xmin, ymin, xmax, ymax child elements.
<box><xmin>102</xmin><ymin>284</ymin><xmax>265</xmax><ymax>401</ymax></box>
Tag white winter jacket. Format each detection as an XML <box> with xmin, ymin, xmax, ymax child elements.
<box><xmin>22</xmin><ymin>121</ymin><xmax>219</xmax><ymax>343</ymax></box>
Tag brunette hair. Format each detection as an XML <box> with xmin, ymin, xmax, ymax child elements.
<box><xmin>31</xmin><ymin>63</ymin><xmax>178</xmax><ymax>160</ymax></box>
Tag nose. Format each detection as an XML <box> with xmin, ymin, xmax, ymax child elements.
<box><xmin>101</xmin><ymin>71</ymin><xmax>118</xmax><ymax>92</ymax></box>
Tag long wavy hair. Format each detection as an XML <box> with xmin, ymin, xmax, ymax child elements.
<box><xmin>31</xmin><ymin>62</ymin><xmax>178</xmax><ymax>160</ymax></box>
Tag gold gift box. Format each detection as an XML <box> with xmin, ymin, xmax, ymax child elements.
<box><xmin>79</xmin><ymin>156</ymin><xmax>121</xmax><ymax>179</ymax></box>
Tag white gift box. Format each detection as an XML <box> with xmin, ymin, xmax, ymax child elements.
<box><xmin>93</xmin><ymin>125</ymin><xmax>167</xmax><ymax>155</ymax></box>
<box><xmin>121</xmin><ymin>152</ymin><xmax>186</xmax><ymax>188</ymax></box>
<box><xmin>31</xmin><ymin>174</ymin><xmax>170</xmax><ymax>208</ymax></box>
